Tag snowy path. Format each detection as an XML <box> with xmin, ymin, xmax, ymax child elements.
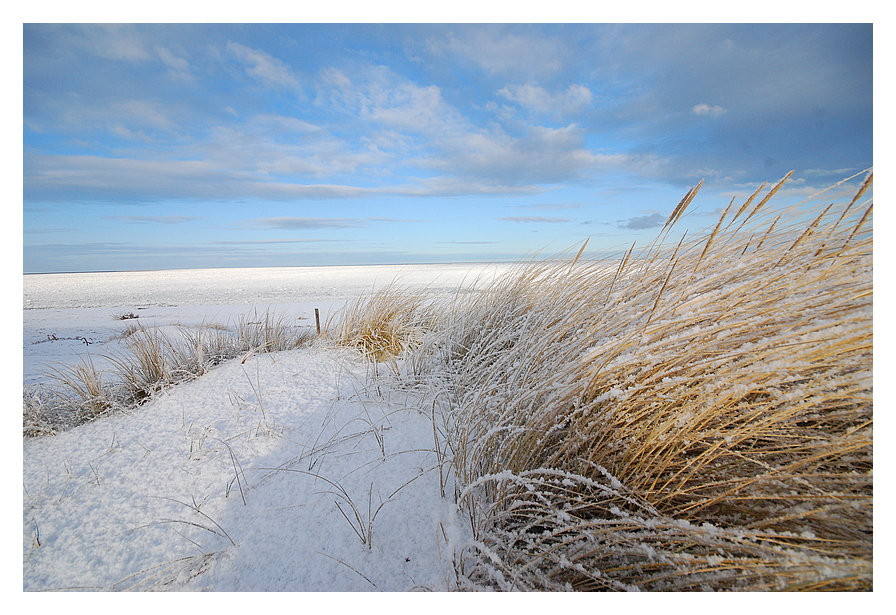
<box><xmin>23</xmin><ymin>348</ymin><xmax>466</xmax><ymax>591</ymax></box>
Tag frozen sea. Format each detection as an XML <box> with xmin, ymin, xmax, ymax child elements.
<box><xmin>23</xmin><ymin>263</ymin><xmax>515</xmax><ymax>386</ymax></box>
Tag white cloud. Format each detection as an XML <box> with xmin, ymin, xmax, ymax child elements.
<box><xmin>402</xmin><ymin>177</ymin><xmax>543</xmax><ymax>197</ymax></box>
<box><xmin>514</xmin><ymin>202</ymin><xmax>583</xmax><ymax>211</ymax></box>
<box><xmin>692</xmin><ymin>103</ymin><xmax>727</xmax><ymax>117</ymax></box>
<box><xmin>109</xmin><ymin>124</ymin><xmax>135</xmax><ymax>138</ymax></box>
<box><xmin>213</xmin><ymin>238</ymin><xmax>349</xmax><ymax>245</ymax></box>
<box><xmin>434</xmin><ymin>28</ymin><xmax>563</xmax><ymax>77</ymax></box>
<box><xmin>320</xmin><ymin>65</ymin><xmax>465</xmax><ymax>135</ymax></box>
<box><xmin>250</xmin><ymin>114</ymin><xmax>320</xmax><ymax>134</ymax></box>
<box><xmin>197</xmin><ymin>115</ymin><xmax>383</xmax><ymax>180</ymax></box>
<box><xmin>24</xmin><ymin>153</ymin><xmax>380</xmax><ymax>202</ymax></box>
<box><xmin>113</xmin><ymin>100</ymin><xmax>176</xmax><ymax>131</ymax></box>
<box><xmin>497</xmin><ymin>216</ymin><xmax>571</xmax><ymax>223</ymax></box>
<box><xmin>227</xmin><ymin>42</ymin><xmax>300</xmax><ymax>91</ymax></box>
<box><xmin>801</xmin><ymin>168</ymin><xmax>858</xmax><ymax>177</ymax></box>
<box><xmin>29</xmin><ymin>95</ymin><xmax>180</xmax><ymax>139</ymax></box>
<box><xmin>242</xmin><ymin>217</ymin><xmax>367</xmax><ymax>230</ymax></box>
<box><xmin>618</xmin><ymin>213</ymin><xmax>666</xmax><ymax>230</ymax></box>
<box><xmin>498</xmin><ymin>84</ymin><xmax>593</xmax><ymax>115</ymax></box>
<box><xmin>429</xmin><ymin>123</ymin><xmax>628</xmax><ymax>186</ymax></box>
<box><xmin>102</xmin><ymin>215</ymin><xmax>201</xmax><ymax>224</ymax></box>
<box><xmin>154</xmin><ymin>46</ymin><xmax>192</xmax><ymax>81</ymax></box>
<box><xmin>80</xmin><ymin>25</ymin><xmax>154</xmax><ymax>62</ymax></box>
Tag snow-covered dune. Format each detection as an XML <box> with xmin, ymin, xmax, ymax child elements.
<box><xmin>24</xmin><ymin>346</ymin><xmax>465</xmax><ymax>591</ymax></box>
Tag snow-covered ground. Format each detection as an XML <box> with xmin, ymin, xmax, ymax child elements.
<box><xmin>22</xmin><ymin>264</ymin><xmax>509</xmax><ymax>592</ymax></box>
<box><xmin>24</xmin><ymin>347</ymin><xmax>464</xmax><ymax>591</ymax></box>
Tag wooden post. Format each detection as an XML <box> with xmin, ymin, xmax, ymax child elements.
<box><xmin>314</xmin><ymin>308</ymin><xmax>321</xmax><ymax>335</ymax></box>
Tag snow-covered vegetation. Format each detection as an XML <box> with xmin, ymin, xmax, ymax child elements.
<box><xmin>23</xmin><ymin>171</ymin><xmax>872</xmax><ymax>591</ymax></box>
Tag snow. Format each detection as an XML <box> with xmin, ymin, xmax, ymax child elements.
<box><xmin>22</xmin><ymin>264</ymin><xmax>512</xmax><ymax>592</ymax></box>
<box><xmin>24</xmin><ymin>348</ymin><xmax>463</xmax><ymax>590</ymax></box>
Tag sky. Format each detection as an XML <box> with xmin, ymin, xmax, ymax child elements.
<box><xmin>22</xmin><ymin>22</ymin><xmax>873</xmax><ymax>273</ymax></box>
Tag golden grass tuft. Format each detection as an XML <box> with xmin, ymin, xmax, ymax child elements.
<box><xmin>332</xmin><ymin>286</ymin><xmax>438</xmax><ymax>362</ymax></box>
<box><xmin>35</xmin><ymin>354</ymin><xmax>115</xmax><ymax>428</ymax></box>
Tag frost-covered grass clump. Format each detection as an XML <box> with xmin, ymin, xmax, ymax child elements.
<box><xmin>338</xmin><ymin>171</ymin><xmax>873</xmax><ymax>591</ymax></box>
<box><xmin>24</xmin><ymin>310</ymin><xmax>315</xmax><ymax>436</ymax></box>
<box><xmin>331</xmin><ymin>287</ymin><xmax>439</xmax><ymax>363</ymax></box>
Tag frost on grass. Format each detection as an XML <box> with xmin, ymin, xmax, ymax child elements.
<box><xmin>377</xmin><ymin>170</ymin><xmax>872</xmax><ymax>591</ymax></box>
<box><xmin>24</xmin><ymin>311</ymin><xmax>315</xmax><ymax>436</ymax></box>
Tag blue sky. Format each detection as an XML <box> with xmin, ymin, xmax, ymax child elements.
<box><xmin>22</xmin><ymin>22</ymin><xmax>873</xmax><ymax>273</ymax></box>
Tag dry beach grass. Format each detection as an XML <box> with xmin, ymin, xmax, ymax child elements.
<box><xmin>23</xmin><ymin>312</ymin><xmax>315</xmax><ymax>436</ymax></box>
<box><xmin>336</xmin><ymin>170</ymin><xmax>873</xmax><ymax>590</ymax></box>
